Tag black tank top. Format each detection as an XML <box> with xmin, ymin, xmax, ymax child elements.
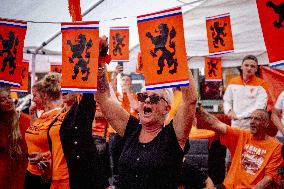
<box><xmin>118</xmin><ymin>116</ymin><xmax>184</xmax><ymax>189</ymax></box>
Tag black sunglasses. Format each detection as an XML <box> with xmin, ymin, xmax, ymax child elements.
<box><xmin>137</xmin><ymin>93</ymin><xmax>168</xmax><ymax>105</ymax></box>
<box><xmin>62</xmin><ymin>92</ymin><xmax>69</xmax><ymax>96</ymax></box>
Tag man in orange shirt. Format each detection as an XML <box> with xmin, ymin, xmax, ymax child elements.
<box><xmin>196</xmin><ymin>107</ymin><xmax>282</xmax><ymax>189</ymax></box>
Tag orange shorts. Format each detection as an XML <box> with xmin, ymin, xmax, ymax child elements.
<box><xmin>50</xmin><ymin>179</ymin><xmax>70</xmax><ymax>189</ymax></box>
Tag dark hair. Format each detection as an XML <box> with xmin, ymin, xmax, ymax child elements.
<box><xmin>239</xmin><ymin>55</ymin><xmax>260</xmax><ymax>77</ymax></box>
<box><xmin>242</xmin><ymin>55</ymin><xmax>258</xmax><ymax>65</ymax></box>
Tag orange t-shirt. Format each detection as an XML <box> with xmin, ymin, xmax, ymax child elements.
<box><xmin>19</xmin><ymin>113</ymin><xmax>30</xmax><ymax>137</ymax></box>
<box><xmin>25</xmin><ymin>108</ymin><xmax>61</xmax><ymax>175</ymax></box>
<box><xmin>49</xmin><ymin>112</ymin><xmax>69</xmax><ymax>181</ymax></box>
<box><xmin>221</xmin><ymin>126</ymin><xmax>282</xmax><ymax>189</ymax></box>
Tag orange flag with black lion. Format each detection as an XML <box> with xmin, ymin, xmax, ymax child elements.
<box><xmin>205</xmin><ymin>57</ymin><xmax>222</xmax><ymax>82</ymax></box>
<box><xmin>137</xmin><ymin>7</ymin><xmax>189</xmax><ymax>90</ymax></box>
<box><xmin>10</xmin><ymin>60</ymin><xmax>29</xmax><ymax>93</ymax></box>
<box><xmin>257</xmin><ymin>0</ymin><xmax>284</xmax><ymax>68</ymax></box>
<box><xmin>50</xmin><ymin>62</ymin><xmax>62</xmax><ymax>74</ymax></box>
<box><xmin>0</xmin><ymin>18</ymin><xmax>27</xmax><ymax>87</ymax></box>
<box><xmin>61</xmin><ymin>21</ymin><xmax>99</xmax><ymax>93</ymax></box>
<box><xmin>109</xmin><ymin>26</ymin><xmax>129</xmax><ymax>61</ymax></box>
<box><xmin>206</xmin><ymin>13</ymin><xmax>234</xmax><ymax>56</ymax></box>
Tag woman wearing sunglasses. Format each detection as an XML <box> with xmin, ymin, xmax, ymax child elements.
<box><xmin>96</xmin><ymin>64</ymin><xmax>197</xmax><ymax>189</ymax></box>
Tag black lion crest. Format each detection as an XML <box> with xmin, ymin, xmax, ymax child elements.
<box><xmin>67</xmin><ymin>34</ymin><xmax>92</xmax><ymax>81</ymax></box>
<box><xmin>146</xmin><ymin>23</ymin><xmax>178</xmax><ymax>75</ymax></box>
<box><xmin>207</xmin><ymin>60</ymin><xmax>218</xmax><ymax>77</ymax></box>
<box><xmin>210</xmin><ymin>22</ymin><xmax>227</xmax><ymax>48</ymax></box>
<box><xmin>0</xmin><ymin>31</ymin><xmax>19</xmax><ymax>75</ymax></box>
<box><xmin>266</xmin><ymin>1</ymin><xmax>284</xmax><ymax>28</ymax></box>
<box><xmin>112</xmin><ymin>33</ymin><xmax>125</xmax><ymax>56</ymax></box>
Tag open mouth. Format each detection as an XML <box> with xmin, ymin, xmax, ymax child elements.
<box><xmin>250</xmin><ymin>125</ymin><xmax>257</xmax><ymax>130</ymax></box>
<box><xmin>143</xmin><ymin>107</ymin><xmax>152</xmax><ymax>116</ymax></box>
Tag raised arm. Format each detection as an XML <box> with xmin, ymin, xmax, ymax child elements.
<box><xmin>96</xmin><ymin>66</ymin><xmax>130</xmax><ymax>137</ymax></box>
<box><xmin>271</xmin><ymin>91</ymin><xmax>284</xmax><ymax>136</ymax></box>
<box><xmin>271</xmin><ymin>107</ymin><xmax>284</xmax><ymax>136</ymax></box>
<box><xmin>195</xmin><ymin>105</ymin><xmax>228</xmax><ymax>134</ymax></box>
<box><xmin>173</xmin><ymin>70</ymin><xmax>197</xmax><ymax>149</ymax></box>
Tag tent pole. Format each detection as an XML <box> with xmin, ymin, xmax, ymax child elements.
<box><xmin>31</xmin><ymin>53</ymin><xmax>36</xmax><ymax>87</ymax></box>
<box><xmin>82</xmin><ymin>0</ymin><xmax>104</xmax><ymax>17</ymax></box>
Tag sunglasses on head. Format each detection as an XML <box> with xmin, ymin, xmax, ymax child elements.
<box><xmin>137</xmin><ymin>93</ymin><xmax>168</xmax><ymax>105</ymax></box>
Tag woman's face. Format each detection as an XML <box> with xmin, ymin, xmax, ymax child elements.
<box><xmin>32</xmin><ymin>88</ymin><xmax>44</xmax><ymax>110</ymax></box>
<box><xmin>0</xmin><ymin>90</ymin><xmax>14</xmax><ymax>112</ymax></box>
<box><xmin>138</xmin><ymin>90</ymin><xmax>170</xmax><ymax>126</ymax></box>
<box><xmin>62</xmin><ymin>93</ymin><xmax>77</xmax><ymax>106</ymax></box>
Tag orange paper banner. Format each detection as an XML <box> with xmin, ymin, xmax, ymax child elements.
<box><xmin>50</xmin><ymin>62</ymin><xmax>62</xmax><ymax>74</ymax></box>
<box><xmin>205</xmin><ymin>57</ymin><xmax>222</xmax><ymax>81</ymax></box>
<box><xmin>137</xmin><ymin>7</ymin><xmax>189</xmax><ymax>90</ymax></box>
<box><xmin>11</xmin><ymin>60</ymin><xmax>29</xmax><ymax>93</ymax></box>
<box><xmin>257</xmin><ymin>0</ymin><xmax>284</xmax><ymax>67</ymax></box>
<box><xmin>61</xmin><ymin>21</ymin><xmax>99</xmax><ymax>93</ymax></box>
<box><xmin>109</xmin><ymin>27</ymin><xmax>129</xmax><ymax>61</ymax></box>
<box><xmin>0</xmin><ymin>18</ymin><xmax>27</xmax><ymax>87</ymax></box>
<box><xmin>206</xmin><ymin>13</ymin><xmax>234</xmax><ymax>56</ymax></box>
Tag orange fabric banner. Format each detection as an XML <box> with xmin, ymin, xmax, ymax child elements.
<box><xmin>260</xmin><ymin>66</ymin><xmax>284</xmax><ymax>111</ymax></box>
<box><xmin>206</xmin><ymin>13</ymin><xmax>234</xmax><ymax>56</ymax></box>
<box><xmin>50</xmin><ymin>62</ymin><xmax>62</xmax><ymax>74</ymax></box>
<box><xmin>257</xmin><ymin>0</ymin><xmax>284</xmax><ymax>68</ymax></box>
<box><xmin>109</xmin><ymin>27</ymin><xmax>129</xmax><ymax>61</ymax></box>
<box><xmin>137</xmin><ymin>7</ymin><xmax>189</xmax><ymax>90</ymax></box>
<box><xmin>68</xmin><ymin>0</ymin><xmax>82</xmax><ymax>22</ymax></box>
<box><xmin>205</xmin><ymin>57</ymin><xmax>222</xmax><ymax>81</ymax></box>
<box><xmin>136</xmin><ymin>51</ymin><xmax>144</xmax><ymax>74</ymax></box>
<box><xmin>0</xmin><ymin>18</ymin><xmax>27</xmax><ymax>87</ymax></box>
<box><xmin>61</xmin><ymin>21</ymin><xmax>99</xmax><ymax>93</ymax></box>
<box><xmin>10</xmin><ymin>61</ymin><xmax>29</xmax><ymax>93</ymax></box>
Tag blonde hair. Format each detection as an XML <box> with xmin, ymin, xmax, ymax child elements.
<box><xmin>0</xmin><ymin>87</ymin><xmax>23</xmax><ymax>161</ymax></box>
<box><xmin>32</xmin><ymin>80</ymin><xmax>45</xmax><ymax>97</ymax></box>
<box><xmin>42</xmin><ymin>72</ymin><xmax>61</xmax><ymax>101</ymax></box>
